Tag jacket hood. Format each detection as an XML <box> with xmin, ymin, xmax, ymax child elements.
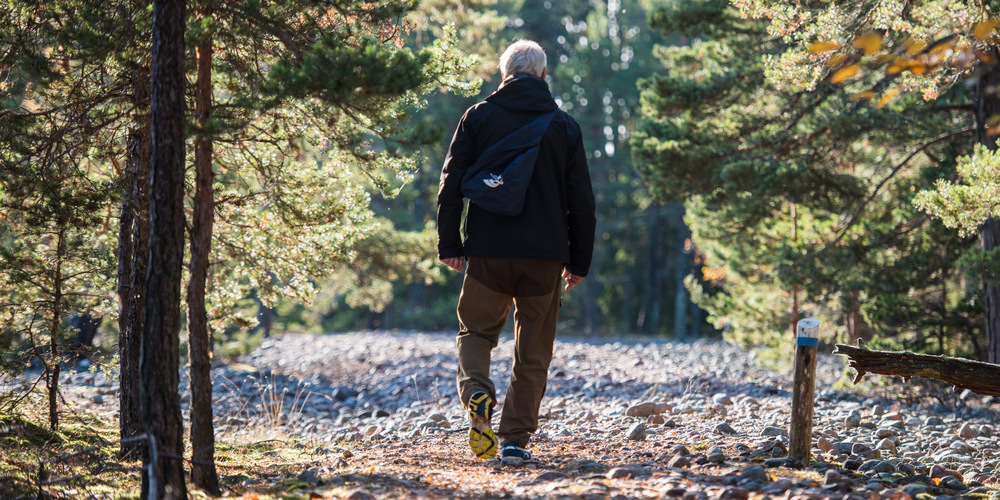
<box><xmin>485</xmin><ymin>73</ymin><xmax>559</xmax><ymax>113</ymax></box>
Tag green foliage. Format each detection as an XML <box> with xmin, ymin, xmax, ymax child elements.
<box><xmin>633</xmin><ymin>0</ymin><xmax>984</xmax><ymax>356</ymax></box>
<box><xmin>916</xmin><ymin>143</ymin><xmax>1000</xmax><ymax>237</ymax></box>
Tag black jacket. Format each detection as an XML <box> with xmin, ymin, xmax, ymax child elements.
<box><xmin>437</xmin><ymin>74</ymin><xmax>596</xmax><ymax>276</ymax></box>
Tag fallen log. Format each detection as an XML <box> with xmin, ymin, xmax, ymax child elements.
<box><xmin>833</xmin><ymin>343</ymin><xmax>1000</xmax><ymax>397</ymax></box>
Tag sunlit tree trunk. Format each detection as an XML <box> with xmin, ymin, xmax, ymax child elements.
<box><xmin>141</xmin><ymin>0</ymin><xmax>188</xmax><ymax>496</ymax></box>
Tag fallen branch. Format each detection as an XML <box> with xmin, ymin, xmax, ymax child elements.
<box><xmin>833</xmin><ymin>343</ymin><xmax>1000</xmax><ymax>397</ymax></box>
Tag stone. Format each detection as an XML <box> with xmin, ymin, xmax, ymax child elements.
<box><xmin>671</xmin><ymin>445</ymin><xmax>691</xmax><ymax>456</ymax></box>
<box><xmin>940</xmin><ymin>476</ymin><xmax>967</xmax><ymax>491</ymax></box>
<box><xmin>713</xmin><ymin>393</ymin><xmax>733</xmax><ymax>405</ymax></box>
<box><xmin>298</xmin><ymin>467</ymin><xmax>324</xmax><ymax>486</ymax></box>
<box><xmin>958</xmin><ymin>422</ymin><xmax>979</xmax><ymax>439</ymax></box>
<box><xmin>719</xmin><ymin>487</ymin><xmax>749</xmax><ymax>500</ymax></box>
<box><xmin>667</xmin><ymin>455</ymin><xmax>692</xmax><ymax>468</ymax></box>
<box><xmin>607</xmin><ymin>464</ymin><xmax>651</xmax><ymax>479</ymax></box>
<box><xmin>924</xmin><ymin>416</ymin><xmax>945</xmax><ymax>426</ymax></box>
<box><xmin>874</xmin><ymin>428</ymin><xmax>895</xmax><ymax>439</ymax></box>
<box><xmin>817</xmin><ymin>437</ymin><xmax>837</xmax><ymax>454</ymax></box>
<box><xmin>876</xmin><ymin>438</ymin><xmax>896</xmax><ymax>452</ymax></box>
<box><xmin>901</xmin><ymin>484</ymin><xmax>931</xmax><ymax>497</ymax></box>
<box><xmin>626</xmin><ymin>402</ymin><xmax>662</xmax><ymax>417</ymax></box>
<box><xmin>844</xmin><ymin>410</ymin><xmax>862</xmax><ymax>428</ymax></box>
<box><xmin>980</xmin><ymin>425</ymin><xmax>995</xmax><ymax>438</ymax></box>
<box><xmin>930</xmin><ymin>464</ymin><xmax>963</xmax><ymax>480</ymax></box>
<box><xmin>707</xmin><ymin>449</ymin><xmax>726</xmax><ymax>463</ymax></box>
<box><xmin>741</xmin><ymin>465</ymin><xmax>768</xmax><ymax>482</ymax></box>
<box><xmin>647</xmin><ymin>414</ymin><xmax>666</xmax><ymax>425</ymax></box>
<box><xmin>714</xmin><ymin>422</ymin><xmax>737</xmax><ymax>435</ymax></box>
<box><xmin>950</xmin><ymin>441</ymin><xmax>976</xmax><ymax>454</ymax></box>
<box><xmin>842</xmin><ymin>459</ymin><xmax>862</xmax><ymax>471</ymax></box>
<box><xmin>761</xmin><ymin>426</ymin><xmax>787</xmax><ymax>437</ymax></box>
<box><xmin>344</xmin><ymin>489</ymin><xmax>375</xmax><ymax>500</ymax></box>
<box><xmin>824</xmin><ymin>469</ymin><xmax>845</xmax><ymax>486</ymax></box>
<box><xmin>626</xmin><ymin>422</ymin><xmax>647</xmax><ymax>441</ymax></box>
<box><xmin>535</xmin><ymin>471</ymin><xmax>568</xmax><ymax>482</ymax></box>
<box><xmin>564</xmin><ymin>460</ymin><xmax>610</xmax><ymax>474</ymax></box>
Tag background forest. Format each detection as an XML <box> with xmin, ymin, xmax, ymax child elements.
<box><xmin>3</xmin><ymin>0</ymin><xmax>1000</xmax><ymax>409</ymax></box>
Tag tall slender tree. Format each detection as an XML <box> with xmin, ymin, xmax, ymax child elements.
<box><xmin>142</xmin><ymin>0</ymin><xmax>187</xmax><ymax>497</ymax></box>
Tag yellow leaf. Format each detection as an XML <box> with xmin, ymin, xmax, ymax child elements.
<box><xmin>876</xmin><ymin>88</ymin><xmax>899</xmax><ymax>109</ymax></box>
<box><xmin>851</xmin><ymin>91</ymin><xmax>876</xmax><ymax>100</ymax></box>
<box><xmin>886</xmin><ymin>57</ymin><xmax>908</xmax><ymax>75</ymax></box>
<box><xmin>854</xmin><ymin>32</ymin><xmax>882</xmax><ymax>56</ymax></box>
<box><xmin>830</xmin><ymin>65</ymin><xmax>862</xmax><ymax>84</ymax></box>
<box><xmin>904</xmin><ymin>38</ymin><xmax>928</xmax><ymax>56</ymax></box>
<box><xmin>932</xmin><ymin>478</ymin><xmax>942</xmax><ymax>486</ymax></box>
<box><xmin>826</xmin><ymin>54</ymin><xmax>849</xmax><ymax>67</ymax></box>
<box><xmin>974</xmin><ymin>19</ymin><xmax>999</xmax><ymax>41</ymax></box>
<box><xmin>911</xmin><ymin>63</ymin><xmax>928</xmax><ymax>75</ymax></box>
<box><xmin>809</xmin><ymin>41</ymin><xmax>841</xmax><ymax>53</ymax></box>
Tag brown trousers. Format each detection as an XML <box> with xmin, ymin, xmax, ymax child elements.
<box><xmin>456</xmin><ymin>257</ymin><xmax>563</xmax><ymax>447</ymax></box>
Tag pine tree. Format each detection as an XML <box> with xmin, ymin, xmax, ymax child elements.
<box><xmin>633</xmin><ymin>0</ymin><xmax>982</xmax><ymax>356</ymax></box>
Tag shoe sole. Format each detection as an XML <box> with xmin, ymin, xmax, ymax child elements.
<box><xmin>468</xmin><ymin>393</ymin><xmax>496</xmax><ymax>459</ymax></box>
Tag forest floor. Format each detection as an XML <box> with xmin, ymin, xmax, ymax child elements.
<box><xmin>4</xmin><ymin>330</ymin><xmax>1000</xmax><ymax>499</ymax></box>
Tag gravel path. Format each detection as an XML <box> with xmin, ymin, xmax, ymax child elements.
<box><xmin>60</xmin><ymin>331</ymin><xmax>1000</xmax><ymax>499</ymax></box>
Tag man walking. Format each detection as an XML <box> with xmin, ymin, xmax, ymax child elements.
<box><xmin>437</xmin><ymin>40</ymin><xmax>596</xmax><ymax>465</ymax></box>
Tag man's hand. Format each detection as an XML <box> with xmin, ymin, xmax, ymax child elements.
<box><xmin>441</xmin><ymin>257</ymin><xmax>464</xmax><ymax>272</ymax></box>
<box><xmin>562</xmin><ymin>269</ymin><xmax>583</xmax><ymax>291</ymax></box>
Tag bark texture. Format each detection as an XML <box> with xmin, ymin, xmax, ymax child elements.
<box><xmin>834</xmin><ymin>343</ymin><xmax>1000</xmax><ymax>397</ymax></box>
<box><xmin>142</xmin><ymin>0</ymin><xmax>187</xmax><ymax>497</ymax></box>
<box><xmin>118</xmin><ymin>64</ymin><xmax>151</xmax><ymax>460</ymax></box>
<box><xmin>187</xmin><ymin>6</ymin><xmax>220</xmax><ymax>493</ymax></box>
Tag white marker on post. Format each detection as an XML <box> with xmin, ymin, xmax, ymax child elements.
<box><xmin>788</xmin><ymin>317</ymin><xmax>820</xmax><ymax>465</ymax></box>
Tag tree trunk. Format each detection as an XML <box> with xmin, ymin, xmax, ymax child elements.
<box><xmin>974</xmin><ymin>51</ymin><xmax>1000</xmax><ymax>364</ymax></box>
<box><xmin>834</xmin><ymin>343</ymin><xmax>1000</xmax><ymax>397</ymax></box>
<box><xmin>672</xmin><ymin>204</ymin><xmax>690</xmax><ymax>339</ymax></box>
<box><xmin>142</xmin><ymin>0</ymin><xmax>188</xmax><ymax>497</ymax></box>
<box><xmin>47</xmin><ymin>225</ymin><xmax>66</xmax><ymax>430</ymax></box>
<box><xmin>186</xmin><ymin>5</ymin><xmax>220</xmax><ymax>494</ymax></box>
<box><xmin>119</xmin><ymin>63</ymin><xmax>151</xmax><ymax>460</ymax></box>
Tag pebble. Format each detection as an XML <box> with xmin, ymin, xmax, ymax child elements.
<box><xmin>626</xmin><ymin>402</ymin><xmax>661</xmax><ymax>417</ymax></box>
<box><xmin>47</xmin><ymin>331</ymin><xmax>1000</xmax><ymax>500</ymax></box>
<box><xmin>626</xmin><ymin>421</ymin><xmax>647</xmax><ymax>441</ymax></box>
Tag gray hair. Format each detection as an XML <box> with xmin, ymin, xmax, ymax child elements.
<box><xmin>499</xmin><ymin>40</ymin><xmax>546</xmax><ymax>78</ymax></box>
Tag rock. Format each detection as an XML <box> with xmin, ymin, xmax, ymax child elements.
<box><xmin>824</xmin><ymin>469</ymin><xmax>844</xmax><ymax>486</ymax></box>
<box><xmin>851</xmin><ymin>443</ymin><xmax>880</xmax><ymax>460</ymax></box>
<box><xmin>875</xmin><ymin>438</ymin><xmax>896</xmax><ymax>452</ymax></box>
<box><xmin>535</xmin><ymin>471</ymin><xmax>568</xmax><ymax>482</ymax></box>
<box><xmin>626</xmin><ymin>402</ymin><xmax>662</xmax><ymax>417</ymax></box>
<box><xmin>563</xmin><ymin>460</ymin><xmax>610</xmax><ymax>474</ymax></box>
<box><xmin>874</xmin><ymin>461</ymin><xmax>896</xmax><ymax>473</ymax></box>
<box><xmin>626</xmin><ymin>421</ymin><xmax>647</xmax><ymax>441</ymax></box>
<box><xmin>949</xmin><ymin>441</ymin><xmax>976</xmax><ymax>454</ymax></box>
<box><xmin>707</xmin><ymin>448</ymin><xmax>726</xmax><ymax>463</ymax></box>
<box><xmin>930</xmin><ymin>464</ymin><xmax>963</xmax><ymax>480</ymax></box>
<box><xmin>647</xmin><ymin>414</ymin><xmax>666</xmax><ymax>425</ymax></box>
<box><xmin>874</xmin><ymin>428</ymin><xmax>895</xmax><ymax>439</ymax></box>
<box><xmin>344</xmin><ymin>489</ymin><xmax>375</xmax><ymax>500</ymax></box>
<box><xmin>91</xmin><ymin>394</ymin><xmax>105</xmax><ymax>405</ymax></box>
<box><xmin>719</xmin><ymin>487</ymin><xmax>749</xmax><ymax>500</ymax></box>
<box><xmin>901</xmin><ymin>484</ymin><xmax>931</xmax><ymax>497</ymax></box>
<box><xmin>332</xmin><ymin>387</ymin><xmax>359</xmax><ymax>401</ymax></box>
<box><xmin>741</xmin><ymin>465</ymin><xmax>768</xmax><ymax>482</ymax></box>
<box><xmin>940</xmin><ymin>476</ymin><xmax>967</xmax><ymax>491</ymax></box>
<box><xmin>761</xmin><ymin>426</ymin><xmax>787</xmax><ymax>437</ymax></box>
<box><xmin>607</xmin><ymin>464</ymin><xmax>651</xmax><ymax>479</ymax></box>
<box><xmin>763</xmin><ymin>458</ymin><xmax>795</xmax><ymax>468</ymax></box>
<box><xmin>842</xmin><ymin>459</ymin><xmax>862</xmax><ymax>471</ymax></box>
<box><xmin>760</xmin><ymin>478</ymin><xmax>794</xmax><ymax>494</ymax></box>
<box><xmin>670</xmin><ymin>445</ymin><xmax>690</xmax><ymax>456</ymax></box>
<box><xmin>663</xmin><ymin>418</ymin><xmax>678</xmax><ymax>428</ymax></box>
<box><xmin>844</xmin><ymin>410</ymin><xmax>862</xmax><ymax>428</ymax></box>
<box><xmin>712</xmin><ymin>393</ymin><xmax>733</xmax><ymax>405</ymax></box>
<box><xmin>427</xmin><ymin>413</ymin><xmax>447</xmax><ymax>422</ymax></box>
<box><xmin>958</xmin><ymin>422</ymin><xmax>979</xmax><ymax>439</ymax></box>
<box><xmin>979</xmin><ymin>424</ymin><xmax>995</xmax><ymax>438</ymax></box>
<box><xmin>924</xmin><ymin>416</ymin><xmax>945</xmax><ymax>426</ymax></box>
<box><xmin>298</xmin><ymin>467</ymin><xmax>324</xmax><ymax>486</ymax></box>
<box><xmin>714</xmin><ymin>422</ymin><xmax>737</xmax><ymax>435</ymax></box>
<box><xmin>667</xmin><ymin>455</ymin><xmax>692</xmax><ymax>468</ymax></box>
<box><xmin>817</xmin><ymin>437</ymin><xmax>838</xmax><ymax>454</ymax></box>
<box><xmin>226</xmin><ymin>416</ymin><xmax>247</xmax><ymax>427</ymax></box>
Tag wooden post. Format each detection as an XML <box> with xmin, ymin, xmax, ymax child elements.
<box><xmin>788</xmin><ymin>318</ymin><xmax>819</xmax><ymax>465</ymax></box>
